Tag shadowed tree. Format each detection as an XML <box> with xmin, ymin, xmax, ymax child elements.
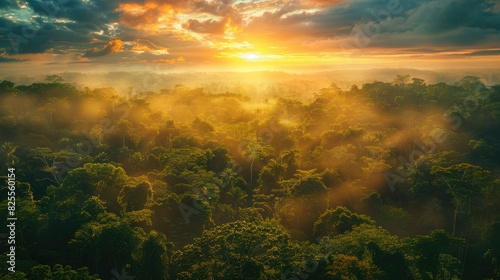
<box><xmin>70</xmin><ymin>222</ymin><xmax>102</xmax><ymax>273</ymax></box>
<box><xmin>323</xmin><ymin>254</ymin><xmax>382</xmax><ymax>280</ymax></box>
<box><xmin>29</xmin><ymin>264</ymin><xmax>99</xmax><ymax>280</ymax></box>
<box><xmin>70</xmin><ymin>214</ymin><xmax>144</xmax><ymax>278</ymax></box>
<box><xmin>138</xmin><ymin>231</ymin><xmax>172</xmax><ymax>280</ymax></box>
<box><xmin>404</xmin><ymin>230</ymin><xmax>464</xmax><ymax>280</ymax></box>
<box><xmin>367</xmin><ymin>242</ymin><xmax>412</xmax><ymax>280</ymax></box>
<box><xmin>317</xmin><ymin>224</ymin><xmax>400</xmax><ymax>261</ymax></box>
<box><xmin>0</xmin><ymin>80</ymin><xmax>15</xmax><ymax>92</ymax></box>
<box><xmin>455</xmin><ymin>76</ymin><xmax>484</xmax><ymax>93</ymax></box>
<box><xmin>277</xmin><ymin>170</ymin><xmax>329</xmax><ymax>237</ymax></box>
<box><xmin>118</xmin><ymin>181</ymin><xmax>153</xmax><ymax>212</ymax></box>
<box><xmin>44</xmin><ymin>75</ymin><xmax>65</xmax><ymax>83</ymax></box>
<box><xmin>485</xmin><ymin>221</ymin><xmax>500</xmax><ymax>278</ymax></box>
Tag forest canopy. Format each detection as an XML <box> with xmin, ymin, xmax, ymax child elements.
<box><xmin>0</xmin><ymin>74</ymin><xmax>499</xmax><ymax>280</ymax></box>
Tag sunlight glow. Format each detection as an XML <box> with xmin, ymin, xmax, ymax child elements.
<box><xmin>239</xmin><ymin>52</ymin><xmax>261</xmax><ymax>61</ymax></box>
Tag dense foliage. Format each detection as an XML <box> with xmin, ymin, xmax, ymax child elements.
<box><xmin>1</xmin><ymin>74</ymin><xmax>499</xmax><ymax>279</ymax></box>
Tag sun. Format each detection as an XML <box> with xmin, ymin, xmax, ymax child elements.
<box><xmin>239</xmin><ymin>52</ymin><xmax>261</xmax><ymax>61</ymax></box>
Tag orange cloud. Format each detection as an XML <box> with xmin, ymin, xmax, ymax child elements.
<box><xmin>117</xmin><ymin>1</ymin><xmax>182</xmax><ymax>31</ymax></box>
<box><xmin>131</xmin><ymin>39</ymin><xmax>169</xmax><ymax>55</ymax></box>
<box><xmin>83</xmin><ymin>39</ymin><xmax>123</xmax><ymax>57</ymax></box>
<box><xmin>303</xmin><ymin>0</ymin><xmax>344</xmax><ymax>6</ymax></box>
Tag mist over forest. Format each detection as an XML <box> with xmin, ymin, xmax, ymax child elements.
<box><xmin>1</xmin><ymin>69</ymin><xmax>500</xmax><ymax>97</ymax></box>
<box><xmin>1</xmin><ymin>72</ymin><xmax>500</xmax><ymax>280</ymax></box>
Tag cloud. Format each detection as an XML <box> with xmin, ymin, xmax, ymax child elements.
<box><xmin>0</xmin><ymin>0</ymin><xmax>17</xmax><ymax>8</ymax></box>
<box><xmin>194</xmin><ymin>0</ymin><xmax>242</xmax><ymax>22</ymax></box>
<box><xmin>1</xmin><ymin>0</ymin><xmax>500</xmax><ymax>66</ymax></box>
<box><xmin>183</xmin><ymin>19</ymin><xmax>227</xmax><ymax>34</ymax></box>
<box><xmin>2</xmin><ymin>23</ymin><xmax>91</xmax><ymax>54</ymax></box>
<box><xmin>465</xmin><ymin>49</ymin><xmax>500</xmax><ymax>56</ymax></box>
<box><xmin>130</xmin><ymin>39</ymin><xmax>169</xmax><ymax>55</ymax></box>
<box><xmin>302</xmin><ymin>0</ymin><xmax>345</xmax><ymax>6</ymax></box>
<box><xmin>281</xmin><ymin>0</ymin><xmax>499</xmax><ymax>54</ymax></box>
<box><xmin>396</xmin><ymin>2</ymin><xmax>496</xmax><ymax>34</ymax></box>
<box><xmin>0</xmin><ymin>56</ymin><xmax>24</xmax><ymax>62</ymax></box>
<box><xmin>83</xmin><ymin>39</ymin><xmax>123</xmax><ymax>57</ymax></box>
<box><xmin>25</xmin><ymin>0</ymin><xmax>121</xmax><ymax>24</ymax></box>
<box><xmin>117</xmin><ymin>2</ymin><xmax>176</xmax><ymax>29</ymax></box>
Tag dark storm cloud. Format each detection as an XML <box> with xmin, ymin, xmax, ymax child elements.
<box><xmin>0</xmin><ymin>0</ymin><xmax>118</xmax><ymax>55</ymax></box>
<box><xmin>0</xmin><ymin>0</ymin><xmax>18</xmax><ymax>8</ymax></box>
<box><xmin>25</xmin><ymin>0</ymin><xmax>121</xmax><ymax>23</ymax></box>
<box><xmin>0</xmin><ymin>19</ymin><xmax>17</xmax><ymax>53</ymax></box>
<box><xmin>243</xmin><ymin>0</ymin><xmax>415</xmax><ymax>41</ymax></box>
<box><xmin>0</xmin><ymin>17</ymin><xmax>15</xmax><ymax>33</ymax></box>
<box><xmin>400</xmin><ymin>0</ymin><xmax>500</xmax><ymax>33</ymax></box>
<box><xmin>3</xmin><ymin>22</ymin><xmax>91</xmax><ymax>54</ymax></box>
<box><xmin>244</xmin><ymin>0</ymin><xmax>500</xmax><ymax>49</ymax></box>
<box><xmin>311</xmin><ymin>0</ymin><xmax>411</xmax><ymax>33</ymax></box>
<box><xmin>336</xmin><ymin>0</ymin><xmax>500</xmax><ymax>47</ymax></box>
<box><xmin>24</xmin><ymin>0</ymin><xmax>125</xmax><ymax>36</ymax></box>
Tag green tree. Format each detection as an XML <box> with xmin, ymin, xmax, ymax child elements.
<box><xmin>138</xmin><ymin>231</ymin><xmax>171</xmax><ymax>280</ymax></box>
<box><xmin>171</xmin><ymin>220</ymin><xmax>298</xmax><ymax>280</ymax></box>
<box><xmin>393</xmin><ymin>74</ymin><xmax>411</xmax><ymax>87</ymax></box>
<box><xmin>431</xmin><ymin>163</ymin><xmax>492</xmax><ymax>235</ymax></box>
<box><xmin>0</xmin><ymin>80</ymin><xmax>15</xmax><ymax>92</ymax></box>
<box><xmin>70</xmin><ymin>223</ymin><xmax>102</xmax><ymax>273</ymax></box>
<box><xmin>317</xmin><ymin>224</ymin><xmax>400</xmax><ymax>260</ymax></box>
<box><xmin>404</xmin><ymin>230</ymin><xmax>464</xmax><ymax>280</ymax></box>
<box><xmin>192</xmin><ymin>116</ymin><xmax>214</xmax><ymax>134</ymax></box>
<box><xmin>70</xmin><ymin>214</ymin><xmax>144</xmax><ymax>277</ymax></box>
<box><xmin>290</xmin><ymin>174</ymin><xmax>328</xmax><ymax>198</ymax></box>
<box><xmin>114</xmin><ymin>119</ymin><xmax>133</xmax><ymax>148</ymax></box>
<box><xmin>242</xmin><ymin>138</ymin><xmax>274</xmax><ymax>186</ymax></box>
<box><xmin>1</xmin><ymin>142</ymin><xmax>19</xmax><ymax>166</ymax></box>
<box><xmin>456</xmin><ymin>76</ymin><xmax>484</xmax><ymax>93</ymax></box>
<box><xmin>63</xmin><ymin>163</ymin><xmax>128</xmax><ymax>213</ymax></box>
<box><xmin>30</xmin><ymin>264</ymin><xmax>52</xmax><ymax>279</ymax></box>
<box><xmin>324</xmin><ymin>254</ymin><xmax>382</xmax><ymax>280</ymax></box>
<box><xmin>29</xmin><ymin>264</ymin><xmax>99</xmax><ymax>280</ymax></box>
<box><xmin>485</xmin><ymin>221</ymin><xmax>500</xmax><ymax>278</ymax></box>
<box><xmin>277</xmin><ymin>170</ymin><xmax>329</xmax><ymax>236</ymax></box>
<box><xmin>313</xmin><ymin>206</ymin><xmax>375</xmax><ymax>238</ymax></box>
<box><xmin>118</xmin><ymin>181</ymin><xmax>153</xmax><ymax>212</ymax></box>
<box><xmin>44</xmin><ymin>75</ymin><xmax>65</xmax><ymax>83</ymax></box>
<box><xmin>367</xmin><ymin>242</ymin><xmax>412</xmax><ymax>280</ymax></box>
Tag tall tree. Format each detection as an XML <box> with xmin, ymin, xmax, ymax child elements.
<box><xmin>431</xmin><ymin>163</ymin><xmax>492</xmax><ymax>236</ymax></box>
<box><xmin>1</xmin><ymin>142</ymin><xmax>19</xmax><ymax>166</ymax></box>
<box><xmin>138</xmin><ymin>231</ymin><xmax>171</xmax><ymax>280</ymax></box>
<box><xmin>242</xmin><ymin>138</ymin><xmax>274</xmax><ymax>186</ymax></box>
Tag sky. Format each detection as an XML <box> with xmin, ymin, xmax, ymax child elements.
<box><xmin>0</xmin><ymin>0</ymin><xmax>500</xmax><ymax>72</ymax></box>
